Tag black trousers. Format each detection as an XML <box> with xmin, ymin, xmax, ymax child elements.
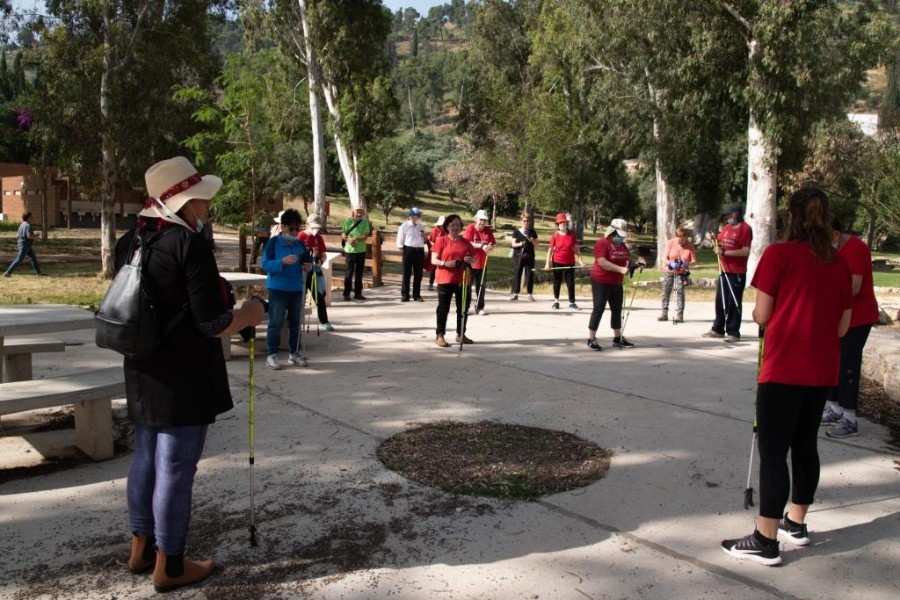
<box><xmin>401</xmin><ymin>246</ymin><xmax>425</xmax><ymax>300</ymax></box>
<box><xmin>343</xmin><ymin>251</ymin><xmax>365</xmax><ymax>298</ymax></box>
<box><xmin>552</xmin><ymin>261</ymin><xmax>576</xmax><ymax>303</ymax></box>
<box><xmin>829</xmin><ymin>323</ymin><xmax>873</xmax><ymax>411</ymax></box>
<box><xmin>713</xmin><ymin>272</ymin><xmax>746</xmax><ymax>336</ymax></box>
<box><xmin>305</xmin><ymin>269</ymin><xmax>329</xmax><ymax>324</ymax></box>
<box><xmin>756</xmin><ymin>382</ymin><xmax>828</xmax><ymax>518</ymax></box>
<box><xmin>512</xmin><ymin>254</ymin><xmax>535</xmax><ymax>294</ymax></box>
<box><xmin>471</xmin><ymin>268</ymin><xmax>487</xmax><ymax>311</ymax></box>
<box><xmin>436</xmin><ymin>282</ymin><xmax>471</xmax><ymax>335</ymax></box>
<box><xmin>589</xmin><ymin>281</ymin><xmax>624</xmax><ymax>332</ymax></box>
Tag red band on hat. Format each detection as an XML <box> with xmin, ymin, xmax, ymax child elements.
<box><xmin>159</xmin><ymin>173</ymin><xmax>203</xmax><ymax>201</ymax></box>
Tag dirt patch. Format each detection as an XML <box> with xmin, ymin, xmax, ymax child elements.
<box><xmin>858</xmin><ymin>377</ymin><xmax>900</xmax><ymax>454</ymax></box>
<box><xmin>376</xmin><ymin>420</ymin><xmax>613</xmax><ymax>500</ymax></box>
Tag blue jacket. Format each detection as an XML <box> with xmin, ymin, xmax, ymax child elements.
<box><xmin>262</xmin><ymin>234</ymin><xmax>308</xmax><ymax>292</ymax></box>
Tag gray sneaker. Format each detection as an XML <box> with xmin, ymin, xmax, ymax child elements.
<box><xmin>821</xmin><ymin>407</ymin><xmax>843</xmax><ymax>426</ymax></box>
<box><xmin>825</xmin><ymin>418</ymin><xmax>859</xmax><ymax>438</ymax></box>
<box><xmin>265</xmin><ymin>354</ymin><xmax>281</xmax><ymax>370</ymax></box>
<box><xmin>289</xmin><ymin>353</ymin><xmax>309</xmax><ymax>367</ymax></box>
<box><xmin>703</xmin><ymin>330</ymin><xmax>725</xmax><ymax>338</ymax></box>
<box><xmin>724</xmin><ymin>335</ymin><xmax>741</xmax><ymax>343</ymax></box>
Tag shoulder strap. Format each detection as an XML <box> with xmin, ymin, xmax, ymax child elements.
<box><xmin>138</xmin><ymin>227</ymin><xmax>189</xmax><ymax>335</ymax></box>
<box><xmin>345</xmin><ymin>219</ymin><xmax>363</xmax><ymax>235</ymax></box>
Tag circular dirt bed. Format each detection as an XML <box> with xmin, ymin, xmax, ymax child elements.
<box><xmin>376</xmin><ymin>420</ymin><xmax>613</xmax><ymax>500</ymax></box>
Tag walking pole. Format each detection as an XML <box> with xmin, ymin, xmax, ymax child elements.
<box><xmin>713</xmin><ymin>239</ymin><xmax>740</xmax><ymax>307</ymax></box>
<box><xmin>619</xmin><ymin>264</ymin><xmax>644</xmax><ymax>340</ymax></box>
<box><xmin>297</xmin><ymin>286</ymin><xmax>307</xmax><ymax>355</ymax></box>
<box><xmin>311</xmin><ymin>267</ymin><xmax>320</xmax><ymax>337</ymax></box>
<box><xmin>744</xmin><ymin>326</ymin><xmax>764</xmax><ymax>509</ymax></box>
<box><xmin>248</xmin><ymin>334</ymin><xmax>258</xmax><ymax>546</ymax></box>
<box><xmin>474</xmin><ymin>253</ymin><xmax>490</xmax><ymax>313</ymax></box>
<box><xmin>459</xmin><ymin>266</ymin><xmax>470</xmax><ymax>354</ymax></box>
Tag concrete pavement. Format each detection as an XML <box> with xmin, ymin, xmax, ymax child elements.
<box><xmin>1</xmin><ymin>285</ymin><xmax>898</xmax><ymax>599</ymax></box>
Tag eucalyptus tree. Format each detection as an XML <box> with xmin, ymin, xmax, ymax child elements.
<box><xmin>37</xmin><ymin>0</ymin><xmax>221</xmax><ymax>277</ymax></box>
<box><xmin>716</xmin><ymin>0</ymin><xmax>886</xmax><ymax>276</ymax></box>
<box><xmin>271</xmin><ymin>0</ymin><xmax>396</xmax><ymax>211</ymax></box>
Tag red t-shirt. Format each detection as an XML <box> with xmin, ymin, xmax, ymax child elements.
<box><xmin>838</xmin><ymin>235</ymin><xmax>879</xmax><ymax>327</ymax></box>
<box><xmin>298</xmin><ymin>231</ymin><xmax>326</xmax><ymax>257</ymax></box>
<box><xmin>752</xmin><ymin>242</ymin><xmax>852</xmax><ymax>386</ymax></box>
<box><xmin>462</xmin><ymin>224</ymin><xmax>496</xmax><ymax>269</ymax></box>
<box><xmin>549</xmin><ymin>231</ymin><xmax>579</xmax><ymax>265</ymax></box>
<box><xmin>718</xmin><ymin>222</ymin><xmax>753</xmax><ymax>274</ymax></box>
<box><xmin>428</xmin><ymin>226</ymin><xmax>446</xmax><ymax>246</ymax></box>
<box><xmin>432</xmin><ymin>235</ymin><xmax>475</xmax><ymax>285</ymax></box>
<box><xmin>663</xmin><ymin>238</ymin><xmax>696</xmax><ymax>274</ymax></box>
<box><xmin>591</xmin><ymin>238</ymin><xmax>630</xmax><ymax>285</ymax></box>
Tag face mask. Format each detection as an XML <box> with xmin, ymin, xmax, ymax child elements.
<box><xmin>195</xmin><ymin>218</ymin><xmax>204</xmax><ymax>233</ymax></box>
<box><xmin>558</xmin><ymin>224</ymin><xmax>568</xmax><ymax>231</ymax></box>
<box><xmin>613</xmin><ymin>235</ymin><xmax>625</xmax><ymax>245</ymax></box>
<box><xmin>727</xmin><ymin>218</ymin><xmax>737</xmax><ymax>226</ymax></box>
<box><xmin>310</xmin><ymin>228</ymin><xmax>321</xmax><ymax>236</ymax></box>
<box><xmin>282</xmin><ymin>232</ymin><xmax>297</xmax><ymax>243</ymax></box>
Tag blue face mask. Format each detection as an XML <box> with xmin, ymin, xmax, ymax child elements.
<box><xmin>282</xmin><ymin>232</ymin><xmax>297</xmax><ymax>243</ymax></box>
<box><xmin>195</xmin><ymin>219</ymin><xmax>204</xmax><ymax>233</ymax></box>
<box><xmin>613</xmin><ymin>235</ymin><xmax>625</xmax><ymax>245</ymax></box>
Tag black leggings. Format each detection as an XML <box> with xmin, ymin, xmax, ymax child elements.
<box><xmin>589</xmin><ymin>281</ymin><xmax>623</xmax><ymax>332</ymax></box>
<box><xmin>436</xmin><ymin>283</ymin><xmax>472</xmax><ymax>335</ymax></box>
<box><xmin>829</xmin><ymin>323</ymin><xmax>872</xmax><ymax>411</ymax></box>
<box><xmin>512</xmin><ymin>254</ymin><xmax>535</xmax><ymax>294</ymax></box>
<box><xmin>552</xmin><ymin>261</ymin><xmax>575</xmax><ymax>302</ymax></box>
<box><xmin>756</xmin><ymin>383</ymin><xmax>829</xmax><ymax>519</ymax></box>
<box><xmin>305</xmin><ymin>270</ymin><xmax>329</xmax><ymax>324</ymax></box>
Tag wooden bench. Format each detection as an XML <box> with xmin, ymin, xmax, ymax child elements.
<box><xmin>0</xmin><ymin>367</ymin><xmax>125</xmax><ymax>460</ymax></box>
<box><xmin>1</xmin><ymin>336</ymin><xmax>66</xmax><ymax>383</ymax></box>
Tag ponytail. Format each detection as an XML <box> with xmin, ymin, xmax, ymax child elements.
<box><xmin>784</xmin><ymin>187</ymin><xmax>836</xmax><ymax>263</ymax></box>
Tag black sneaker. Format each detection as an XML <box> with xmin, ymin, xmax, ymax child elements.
<box><xmin>612</xmin><ymin>336</ymin><xmax>635</xmax><ymax>348</ymax></box>
<box><xmin>721</xmin><ymin>530</ymin><xmax>782</xmax><ymax>566</ymax></box>
<box><xmin>587</xmin><ymin>339</ymin><xmax>602</xmax><ymax>351</ymax></box>
<box><xmin>777</xmin><ymin>514</ymin><xmax>810</xmax><ymax>546</ymax></box>
<box><xmin>355</xmin><ymin>294</ymin><xmax>368</xmax><ymax>301</ymax></box>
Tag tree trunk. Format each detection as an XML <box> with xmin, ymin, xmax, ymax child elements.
<box><xmin>745</xmin><ymin>105</ymin><xmax>778</xmax><ymax>281</ymax></box>
<box><xmin>99</xmin><ymin>32</ymin><xmax>116</xmax><ymax>279</ymax></box>
<box><xmin>654</xmin><ymin>158</ymin><xmax>674</xmax><ymax>269</ymax></box>
<box><xmin>866</xmin><ymin>205</ymin><xmax>877</xmax><ymax>248</ymax></box>
<box><xmin>407</xmin><ymin>82</ymin><xmax>416</xmax><ymax>132</ymax></box>
<box><xmin>298</xmin><ymin>0</ymin><xmax>328</xmax><ymax>227</ymax></box>
<box><xmin>321</xmin><ymin>81</ymin><xmax>362</xmax><ymax>209</ymax></box>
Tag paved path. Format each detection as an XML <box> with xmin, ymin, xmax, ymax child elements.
<box><xmin>1</xmin><ymin>286</ymin><xmax>898</xmax><ymax>599</ymax></box>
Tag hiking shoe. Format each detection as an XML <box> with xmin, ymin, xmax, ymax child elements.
<box><xmin>821</xmin><ymin>407</ymin><xmax>843</xmax><ymax>426</ymax></box>
<box><xmin>587</xmin><ymin>339</ymin><xmax>602</xmax><ymax>351</ymax></box>
<box><xmin>673</xmin><ymin>312</ymin><xmax>684</xmax><ymax>323</ymax></box>
<box><xmin>657</xmin><ymin>311</ymin><xmax>668</xmax><ymax>321</ymax></box>
<box><xmin>414</xmin><ymin>297</ymin><xmax>425</xmax><ymax>302</ymax></box>
<box><xmin>510</xmin><ymin>294</ymin><xmax>518</xmax><ymax>301</ymax></box>
<box><xmin>703</xmin><ymin>330</ymin><xmax>725</xmax><ymax>338</ymax></box>
<box><xmin>265</xmin><ymin>354</ymin><xmax>281</xmax><ymax>370</ymax></box>
<box><xmin>322</xmin><ymin>322</ymin><xmax>335</xmax><ymax>332</ymax></box>
<box><xmin>527</xmin><ymin>294</ymin><xmax>535</xmax><ymax>301</ymax></box>
<box><xmin>551</xmin><ymin>301</ymin><xmax>560</xmax><ymax>310</ymax></box>
<box><xmin>455</xmin><ymin>334</ymin><xmax>474</xmax><ymax>344</ymax></box>
<box><xmin>777</xmin><ymin>514</ymin><xmax>810</xmax><ymax>546</ymax></box>
<box><xmin>724</xmin><ymin>335</ymin><xmax>741</xmax><ymax>343</ymax></box>
<box><xmin>721</xmin><ymin>531</ymin><xmax>781</xmax><ymax>566</ymax></box>
<box><xmin>401</xmin><ymin>297</ymin><xmax>410</xmax><ymax>302</ymax></box>
<box><xmin>289</xmin><ymin>353</ymin><xmax>308</xmax><ymax>367</ymax></box>
<box><xmin>612</xmin><ymin>336</ymin><xmax>635</xmax><ymax>349</ymax></box>
<box><xmin>826</xmin><ymin>418</ymin><xmax>859</xmax><ymax>438</ymax></box>
<box><xmin>342</xmin><ymin>295</ymin><xmax>351</xmax><ymax>302</ymax></box>
<box><xmin>427</xmin><ymin>285</ymin><xmax>434</xmax><ymax>291</ymax></box>
<box><xmin>569</xmin><ymin>303</ymin><xmax>579</xmax><ymax>310</ymax></box>
<box><xmin>355</xmin><ymin>294</ymin><xmax>368</xmax><ymax>301</ymax></box>
<box><xmin>435</xmin><ymin>335</ymin><xmax>449</xmax><ymax>348</ymax></box>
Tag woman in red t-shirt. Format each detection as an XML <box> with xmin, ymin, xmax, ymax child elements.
<box><xmin>430</xmin><ymin>214</ymin><xmax>476</xmax><ymax>347</ymax></box>
<box><xmin>721</xmin><ymin>187</ymin><xmax>852</xmax><ymax>567</ymax></box>
<box><xmin>658</xmin><ymin>227</ymin><xmax>697</xmax><ymax>323</ymax></box>
<box><xmin>545</xmin><ymin>212</ymin><xmax>584</xmax><ymax>309</ymax></box>
<box><xmin>586</xmin><ymin>218</ymin><xmax>641</xmax><ymax>350</ymax></box>
<box><xmin>297</xmin><ymin>215</ymin><xmax>334</xmax><ymax>331</ymax></box>
<box><xmin>821</xmin><ymin>219</ymin><xmax>880</xmax><ymax>438</ymax></box>
<box><xmin>426</xmin><ymin>216</ymin><xmax>446</xmax><ymax>291</ymax></box>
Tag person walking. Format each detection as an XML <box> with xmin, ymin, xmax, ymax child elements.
<box><xmin>721</xmin><ymin>186</ymin><xmax>852</xmax><ymax>566</ymax></box>
<box><xmin>427</xmin><ymin>216</ymin><xmax>446</xmax><ymax>291</ymax></box>
<box><xmin>659</xmin><ymin>227</ymin><xmax>697</xmax><ymax>323</ymax></box>
<box><xmin>298</xmin><ymin>214</ymin><xmax>334</xmax><ymax>331</ymax></box>
<box><xmin>586</xmin><ymin>219</ymin><xmax>642</xmax><ymax>350</ymax></box>
<box><xmin>546</xmin><ymin>212</ymin><xmax>584</xmax><ymax>310</ymax></box>
<box><xmin>397</xmin><ymin>207</ymin><xmax>427</xmax><ymax>302</ymax></box>
<box><xmin>510</xmin><ymin>213</ymin><xmax>538</xmax><ymax>301</ymax></box>
<box><xmin>121</xmin><ymin>156</ymin><xmax>266</xmax><ymax>593</ymax></box>
<box><xmin>261</xmin><ymin>209</ymin><xmax>312</xmax><ymax>369</ymax></box>
<box><xmin>431</xmin><ymin>214</ymin><xmax>476</xmax><ymax>347</ymax></box>
<box><xmin>462</xmin><ymin>209</ymin><xmax>496</xmax><ymax>315</ymax></box>
<box><xmin>4</xmin><ymin>211</ymin><xmax>44</xmax><ymax>277</ymax></box>
<box><xmin>704</xmin><ymin>204</ymin><xmax>752</xmax><ymax>342</ymax></box>
<box><xmin>821</xmin><ymin>218</ymin><xmax>880</xmax><ymax>438</ymax></box>
<box><xmin>341</xmin><ymin>207</ymin><xmax>371</xmax><ymax>301</ymax></box>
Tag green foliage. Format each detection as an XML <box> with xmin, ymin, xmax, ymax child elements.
<box><xmin>359</xmin><ymin>137</ymin><xmax>426</xmax><ymax>224</ymax></box>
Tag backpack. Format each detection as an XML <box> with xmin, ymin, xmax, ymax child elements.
<box><xmin>95</xmin><ymin>228</ymin><xmax>186</xmax><ymax>359</ymax></box>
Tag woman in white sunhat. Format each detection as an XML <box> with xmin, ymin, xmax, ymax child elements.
<box><xmin>298</xmin><ymin>214</ymin><xmax>334</xmax><ymax>331</ymax></box>
<box><xmin>586</xmin><ymin>218</ymin><xmax>643</xmax><ymax>350</ymax></box>
<box><xmin>462</xmin><ymin>209</ymin><xmax>496</xmax><ymax>315</ymax></box>
<box><xmin>119</xmin><ymin>157</ymin><xmax>265</xmax><ymax>593</ymax></box>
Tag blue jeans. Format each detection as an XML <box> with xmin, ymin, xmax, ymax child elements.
<box><xmin>4</xmin><ymin>242</ymin><xmax>41</xmax><ymax>275</ymax></box>
<box><xmin>267</xmin><ymin>288</ymin><xmax>303</xmax><ymax>355</ymax></box>
<box><xmin>127</xmin><ymin>424</ymin><xmax>208</xmax><ymax>554</ymax></box>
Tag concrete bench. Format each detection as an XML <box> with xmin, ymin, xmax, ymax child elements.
<box><xmin>1</xmin><ymin>336</ymin><xmax>66</xmax><ymax>383</ymax></box>
<box><xmin>0</xmin><ymin>367</ymin><xmax>125</xmax><ymax>460</ymax></box>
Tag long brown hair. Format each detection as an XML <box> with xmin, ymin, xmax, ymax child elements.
<box><xmin>784</xmin><ymin>186</ymin><xmax>836</xmax><ymax>263</ymax></box>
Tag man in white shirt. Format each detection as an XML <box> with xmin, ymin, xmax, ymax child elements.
<box><xmin>397</xmin><ymin>207</ymin><xmax>427</xmax><ymax>302</ymax></box>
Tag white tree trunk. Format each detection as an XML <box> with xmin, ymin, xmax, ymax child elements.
<box><xmin>745</xmin><ymin>108</ymin><xmax>778</xmax><ymax>280</ymax></box>
<box><xmin>298</xmin><ymin>0</ymin><xmax>327</xmax><ymax>224</ymax></box>
<box><xmin>321</xmin><ymin>82</ymin><xmax>362</xmax><ymax>210</ymax></box>
<box><xmin>99</xmin><ymin>23</ymin><xmax>116</xmax><ymax>279</ymax></box>
<box><xmin>654</xmin><ymin>158</ymin><xmax>674</xmax><ymax>269</ymax></box>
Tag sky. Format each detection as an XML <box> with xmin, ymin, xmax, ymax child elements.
<box><xmin>383</xmin><ymin>1</ymin><xmax>443</xmax><ymax>16</ymax></box>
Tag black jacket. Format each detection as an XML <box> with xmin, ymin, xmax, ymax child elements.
<box><xmin>114</xmin><ymin>224</ymin><xmax>233</xmax><ymax>427</ymax></box>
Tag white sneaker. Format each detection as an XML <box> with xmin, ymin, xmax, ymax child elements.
<box><xmin>321</xmin><ymin>322</ymin><xmax>335</xmax><ymax>332</ymax></box>
<box><xmin>289</xmin><ymin>353</ymin><xmax>309</xmax><ymax>367</ymax></box>
<box><xmin>527</xmin><ymin>294</ymin><xmax>535</xmax><ymax>302</ymax></box>
<box><xmin>477</xmin><ymin>309</ymin><xmax>487</xmax><ymax>316</ymax></box>
<box><xmin>265</xmin><ymin>354</ymin><xmax>281</xmax><ymax>370</ymax></box>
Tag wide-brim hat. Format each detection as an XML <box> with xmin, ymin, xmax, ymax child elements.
<box><xmin>435</xmin><ymin>216</ymin><xmax>445</xmax><ymax>227</ymax></box>
<box><xmin>138</xmin><ymin>156</ymin><xmax>221</xmax><ymax>218</ymax></box>
<box><xmin>604</xmin><ymin>218</ymin><xmax>628</xmax><ymax>239</ymax></box>
<box><xmin>273</xmin><ymin>210</ymin><xmax>286</xmax><ymax>224</ymax></box>
<box><xmin>306</xmin><ymin>214</ymin><xmax>322</xmax><ymax>227</ymax></box>
<box><xmin>474</xmin><ymin>209</ymin><xmax>489</xmax><ymax>221</ymax></box>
